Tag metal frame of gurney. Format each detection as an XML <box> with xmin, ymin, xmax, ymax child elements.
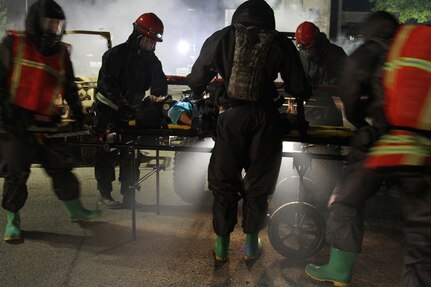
<box><xmin>44</xmin><ymin>123</ymin><xmax>352</xmax><ymax>246</ymax></box>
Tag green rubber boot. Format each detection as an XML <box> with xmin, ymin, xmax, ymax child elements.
<box><xmin>244</xmin><ymin>233</ymin><xmax>263</xmax><ymax>261</ymax></box>
<box><xmin>305</xmin><ymin>247</ymin><xmax>357</xmax><ymax>286</ymax></box>
<box><xmin>64</xmin><ymin>199</ymin><xmax>102</xmax><ymax>222</ymax></box>
<box><xmin>213</xmin><ymin>235</ymin><xmax>230</xmax><ymax>262</ymax></box>
<box><xmin>4</xmin><ymin>211</ymin><xmax>21</xmax><ymax>242</ymax></box>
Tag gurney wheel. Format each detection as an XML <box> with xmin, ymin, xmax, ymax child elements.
<box><xmin>267</xmin><ymin>201</ymin><xmax>325</xmax><ymax>259</ymax></box>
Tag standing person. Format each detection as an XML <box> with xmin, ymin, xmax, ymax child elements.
<box><xmin>187</xmin><ymin>0</ymin><xmax>311</xmax><ymax>262</ymax></box>
<box><xmin>0</xmin><ymin>0</ymin><xmax>101</xmax><ymax>242</ymax></box>
<box><xmin>295</xmin><ymin>21</ymin><xmax>347</xmax><ymax>85</ymax></box>
<box><xmin>304</xmin><ymin>11</ymin><xmax>399</xmax><ymax>286</ymax></box>
<box><xmin>93</xmin><ymin>13</ymin><xmax>168</xmax><ymax>209</ymax></box>
<box><xmin>364</xmin><ymin>24</ymin><xmax>431</xmax><ymax>286</ymax></box>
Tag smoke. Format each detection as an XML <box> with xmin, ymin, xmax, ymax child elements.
<box><xmin>54</xmin><ymin>0</ymin><xmax>322</xmax><ymax>76</ymax></box>
<box><xmin>55</xmin><ymin>0</ymin><xmax>225</xmax><ymax>76</ymax></box>
<box><xmin>8</xmin><ymin>0</ymin><xmax>356</xmax><ymax>75</ymax></box>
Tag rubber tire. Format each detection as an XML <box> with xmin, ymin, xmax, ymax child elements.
<box><xmin>274</xmin><ymin>145</ymin><xmax>344</xmax><ymax>217</ymax></box>
<box><xmin>267</xmin><ymin>201</ymin><xmax>326</xmax><ymax>259</ymax></box>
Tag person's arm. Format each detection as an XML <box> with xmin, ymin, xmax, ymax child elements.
<box><xmin>62</xmin><ymin>46</ymin><xmax>83</xmax><ymax>124</ymax></box>
<box><xmin>96</xmin><ymin>50</ymin><xmax>131</xmax><ymax>111</ymax></box>
<box><xmin>186</xmin><ymin>36</ymin><xmax>219</xmax><ymax>99</ymax></box>
<box><xmin>149</xmin><ymin>57</ymin><xmax>168</xmax><ymax>97</ymax></box>
<box><xmin>178</xmin><ymin>113</ymin><xmax>192</xmax><ymax>126</ymax></box>
<box><xmin>339</xmin><ymin>45</ymin><xmax>376</xmax><ymax>129</ymax></box>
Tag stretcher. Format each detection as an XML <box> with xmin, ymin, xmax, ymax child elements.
<box><xmin>41</xmin><ymin>121</ymin><xmax>352</xmax><ymax>258</ymax></box>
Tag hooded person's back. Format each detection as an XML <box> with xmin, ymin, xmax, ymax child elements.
<box><xmin>187</xmin><ymin>0</ymin><xmax>311</xmax><ymax>104</ymax></box>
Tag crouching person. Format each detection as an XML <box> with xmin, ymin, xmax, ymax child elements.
<box><xmin>0</xmin><ymin>0</ymin><xmax>101</xmax><ymax>242</ymax></box>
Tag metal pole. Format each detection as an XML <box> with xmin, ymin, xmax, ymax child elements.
<box><xmin>130</xmin><ymin>145</ymin><xmax>137</xmax><ymax>241</ymax></box>
<box><xmin>156</xmin><ymin>149</ymin><xmax>160</xmax><ymax>215</ymax></box>
<box><xmin>25</xmin><ymin>0</ymin><xmax>28</xmax><ymax>15</ymax></box>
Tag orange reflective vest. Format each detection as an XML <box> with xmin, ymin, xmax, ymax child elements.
<box><xmin>365</xmin><ymin>25</ymin><xmax>431</xmax><ymax>170</ymax></box>
<box><xmin>8</xmin><ymin>31</ymin><xmax>67</xmax><ymax>116</ymax></box>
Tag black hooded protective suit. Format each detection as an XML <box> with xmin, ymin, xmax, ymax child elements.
<box><xmin>187</xmin><ymin>0</ymin><xmax>311</xmax><ymax>236</ymax></box>
<box><xmin>0</xmin><ymin>0</ymin><xmax>83</xmax><ymax>212</ymax></box>
<box><xmin>93</xmin><ymin>24</ymin><xmax>168</xmax><ymax>203</ymax></box>
<box><xmin>325</xmin><ymin>11</ymin><xmax>399</xmax><ymax>253</ymax></box>
<box><xmin>298</xmin><ymin>32</ymin><xmax>347</xmax><ymax>85</ymax></box>
<box><xmin>93</xmin><ymin>29</ymin><xmax>167</xmax><ymax>129</ymax></box>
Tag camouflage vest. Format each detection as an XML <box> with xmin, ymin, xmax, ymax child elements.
<box><xmin>228</xmin><ymin>24</ymin><xmax>277</xmax><ymax>102</ymax></box>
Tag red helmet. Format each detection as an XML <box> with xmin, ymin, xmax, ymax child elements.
<box><xmin>295</xmin><ymin>21</ymin><xmax>320</xmax><ymax>49</ymax></box>
<box><xmin>133</xmin><ymin>13</ymin><xmax>164</xmax><ymax>42</ymax></box>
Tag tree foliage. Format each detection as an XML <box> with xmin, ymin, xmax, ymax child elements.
<box><xmin>370</xmin><ymin>0</ymin><xmax>431</xmax><ymax>23</ymax></box>
<box><xmin>0</xmin><ymin>1</ymin><xmax>7</xmax><ymax>37</ymax></box>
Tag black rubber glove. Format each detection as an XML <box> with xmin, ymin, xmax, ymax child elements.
<box><xmin>118</xmin><ymin>104</ymin><xmax>136</xmax><ymax>120</ymax></box>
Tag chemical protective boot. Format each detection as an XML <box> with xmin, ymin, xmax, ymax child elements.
<box><xmin>4</xmin><ymin>211</ymin><xmax>21</xmax><ymax>242</ymax></box>
<box><xmin>305</xmin><ymin>247</ymin><xmax>357</xmax><ymax>286</ymax></box>
<box><xmin>244</xmin><ymin>233</ymin><xmax>263</xmax><ymax>261</ymax></box>
<box><xmin>98</xmin><ymin>193</ymin><xmax>122</xmax><ymax>209</ymax></box>
<box><xmin>213</xmin><ymin>235</ymin><xmax>230</xmax><ymax>262</ymax></box>
<box><xmin>64</xmin><ymin>199</ymin><xmax>102</xmax><ymax>222</ymax></box>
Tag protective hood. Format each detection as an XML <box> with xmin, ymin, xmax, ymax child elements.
<box><xmin>231</xmin><ymin>0</ymin><xmax>275</xmax><ymax>30</ymax></box>
<box><xmin>25</xmin><ymin>0</ymin><xmax>65</xmax><ymax>55</ymax></box>
<box><xmin>361</xmin><ymin>11</ymin><xmax>399</xmax><ymax>42</ymax></box>
<box><xmin>126</xmin><ymin>28</ymin><xmax>154</xmax><ymax>56</ymax></box>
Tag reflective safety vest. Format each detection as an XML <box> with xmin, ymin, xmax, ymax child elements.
<box><xmin>366</xmin><ymin>25</ymin><xmax>431</xmax><ymax>170</ymax></box>
<box><xmin>366</xmin><ymin>129</ymin><xmax>431</xmax><ymax>169</ymax></box>
<box><xmin>383</xmin><ymin>25</ymin><xmax>431</xmax><ymax>130</ymax></box>
<box><xmin>8</xmin><ymin>30</ymin><xmax>66</xmax><ymax>116</ymax></box>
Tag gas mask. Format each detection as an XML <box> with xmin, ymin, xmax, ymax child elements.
<box><xmin>39</xmin><ymin>17</ymin><xmax>65</xmax><ymax>51</ymax></box>
<box><xmin>137</xmin><ymin>35</ymin><xmax>157</xmax><ymax>53</ymax></box>
<box><xmin>297</xmin><ymin>43</ymin><xmax>317</xmax><ymax>58</ymax></box>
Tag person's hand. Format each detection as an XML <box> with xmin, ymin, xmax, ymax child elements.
<box><xmin>148</xmin><ymin>95</ymin><xmax>169</xmax><ymax>103</ymax></box>
<box><xmin>119</xmin><ymin>104</ymin><xmax>136</xmax><ymax>120</ymax></box>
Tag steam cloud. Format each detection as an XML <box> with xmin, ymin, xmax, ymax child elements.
<box><xmin>7</xmin><ymin>0</ymin><xmax>359</xmax><ymax>75</ymax></box>
<box><xmin>55</xmin><ymin>0</ymin><xmax>319</xmax><ymax>76</ymax></box>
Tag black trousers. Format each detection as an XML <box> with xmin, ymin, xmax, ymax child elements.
<box><xmin>93</xmin><ymin>107</ymin><xmax>140</xmax><ymax>198</ymax></box>
<box><xmin>326</xmin><ymin>145</ymin><xmax>431</xmax><ymax>286</ymax></box>
<box><xmin>1</xmin><ymin>133</ymin><xmax>80</xmax><ymax>212</ymax></box>
<box><xmin>325</xmin><ymin>147</ymin><xmax>385</xmax><ymax>253</ymax></box>
<box><xmin>208</xmin><ymin>105</ymin><xmax>282</xmax><ymax>236</ymax></box>
<box><xmin>94</xmin><ymin>145</ymin><xmax>140</xmax><ymax>198</ymax></box>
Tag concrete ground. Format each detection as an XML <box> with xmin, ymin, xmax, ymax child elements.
<box><xmin>0</xmin><ymin>150</ymin><xmax>404</xmax><ymax>287</ymax></box>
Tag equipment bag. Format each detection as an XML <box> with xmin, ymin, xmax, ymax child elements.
<box><xmin>228</xmin><ymin>23</ymin><xmax>277</xmax><ymax>102</ymax></box>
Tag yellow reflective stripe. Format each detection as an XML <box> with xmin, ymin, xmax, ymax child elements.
<box><xmin>377</xmin><ymin>134</ymin><xmax>431</xmax><ymax>145</ymax></box>
<box><xmin>368</xmin><ymin>146</ymin><xmax>431</xmax><ymax>157</ymax></box>
<box><xmin>403</xmin><ymin>154</ymin><xmax>426</xmax><ymax>166</ymax></box>
<box><xmin>96</xmin><ymin>92</ymin><xmax>119</xmax><ymax>110</ymax></box>
<box><xmin>14</xmin><ymin>58</ymin><xmax>64</xmax><ymax>78</ymax></box>
<box><xmin>418</xmin><ymin>87</ymin><xmax>431</xmax><ymax>130</ymax></box>
<box><xmin>385</xmin><ymin>25</ymin><xmax>416</xmax><ymax>89</ymax></box>
<box><xmin>10</xmin><ymin>34</ymin><xmax>25</xmax><ymax>101</ymax></box>
<box><xmin>384</xmin><ymin>57</ymin><xmax>431</xmax><ymax>73</ymax></box>
<box><xmin>48</xmin><ymin>46</ymin><xmax>65</xmax><ymax>114</ymax></box>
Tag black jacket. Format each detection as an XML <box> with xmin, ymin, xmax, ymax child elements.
<box><xmin>340</xmin><ymin>13</ymin><xmax>399</xmax><ymax>131</ymax></box>
<box><xmin>298</xmin><ymin>32</ymin><xmax>347</xmax><ymax>85</ymax></box>
<box><xmin>186</xmin><ymin>0</ymin><xmax>311</xmax><ymax>106</ymax></box>
<box><xmin>95</xmin><ymin>29</ymin><xmax>168</xmax><ymax>122</ymax></box>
